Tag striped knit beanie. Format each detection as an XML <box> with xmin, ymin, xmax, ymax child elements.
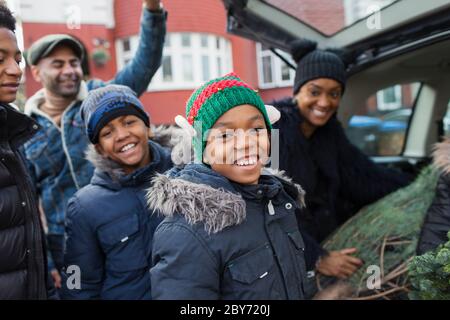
<box><xmin>185</xmin><ymin>72</ymin><xmax>272</xmax><ymax>162</ymax></box>
<box><xmin>80</xmin><ymin>84</ymin><xmax>150</xmax><ymax>144</ymax></box>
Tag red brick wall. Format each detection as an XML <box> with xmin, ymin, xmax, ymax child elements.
<box><xmin>260</xmin><ymin>87</ymin><xmax>292</xmax><ymax>103</ymax></box>
<box><xmin>114</xmin><ymin>0</ymin><xmax>261</xmax><ymax>124</ymax></box>
<box><xmin>265</xmin><ymin>0</ymin><xmax>345</xmax><ymax>35</ymax></box>
<box><xmin>114</xmin><ymin>0</ymin><xmax>230</xmax><ymax>38</ymax></box>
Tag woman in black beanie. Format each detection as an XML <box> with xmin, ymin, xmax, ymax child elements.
<box><xmin>271</xmin><ymin>39</ymin><xmax>412</xmax><ymax>280</ymax></box>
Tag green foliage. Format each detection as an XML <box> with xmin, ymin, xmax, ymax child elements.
<box><xmin>408</xmin><ymin>231</ymin><xmax>450</xmax><ymax>300</ymax></box>
<box><xmin>322</xmin><ymin>165</ymin><xmax>440</xmax><ymax>297</ymax></box>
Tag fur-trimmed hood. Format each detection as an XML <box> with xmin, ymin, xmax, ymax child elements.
<box><xmin>146</xmin><ymin>163</ymin><xmax>305</xmax><ymax>234</ymax></box>
<box><xmin>432</xmin><ymin>138</ymin><xmax>450</xmax><ymax>174</ymax></box>
<box><xmin>85</xmin><ymin>124</ymin><xmax>182</xmax><ymax>181</ymax></box>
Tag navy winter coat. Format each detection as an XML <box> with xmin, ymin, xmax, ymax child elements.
<box><xmin>61</xmin><ymin>140</ymin><xmax>172</xmax><ymax>299</ymax></box>
<box><xmin>147</xmin><ymin>164</ymin><xmax>308</xmax><ymax>300</ymax></box>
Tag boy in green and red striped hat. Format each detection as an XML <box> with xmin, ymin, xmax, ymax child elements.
<box><xmin>147</xmin><ymin>72</ymin><xmax>309</xmax><ymax>299</ymax></box>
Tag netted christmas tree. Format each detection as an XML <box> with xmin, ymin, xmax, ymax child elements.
<box><xmin>319</xmin><ymin>164</ymin><xmax>440</xmax><ymax>299</ymax></box>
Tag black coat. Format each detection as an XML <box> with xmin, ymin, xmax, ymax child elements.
<box><xmin>0</xmin><ymin>103</ymin><xmax>49</xmax><ymax>299</ymax></box>
<box><xmin>417</xmin><ymin>140</ymin><xmax>450</xmax><ymax>254</ymax></box>
<box><xmin>272</xmin><ymin>98</ymin><xmax>412</xmax><ymax>243</ymax></box>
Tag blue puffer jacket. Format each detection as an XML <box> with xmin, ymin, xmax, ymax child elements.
<box><xmin>147</xmin><ymin>164</ymin><xmax>308</xmax><ymax>300</ymax></box>
<box><xmin>23</xmin><ymin>8</ymin><xmax>167</xmax><ymax>238</ymax></box>
<box><xmin>61</xmin><ymin>141</ymin><xmax>173</xmax><ymax>300</ymax></box>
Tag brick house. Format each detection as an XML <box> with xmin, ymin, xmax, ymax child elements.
<box><xmin>14</xmin><ymin>0</ymin><xmax>413</xmax><ymax>125</ymax></box>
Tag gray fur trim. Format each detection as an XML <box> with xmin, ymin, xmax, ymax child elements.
<box><xmin>433</xmin><ymin>138</ymin><xmax>450</xmax><ymax>175</ymax></box>
<box><xmin>85</xmin><ymin>144</ymin><xmax>125</xmax><ymax>179</ymax></box>
<box><xmin>146</xmin><ymin>174</ymin><xmax>246</xmax><ymax>234</ymax></box>
<box><xmin>150</xmin><ymin>124</ymin><xmax>182</xmax><ymax>149</ymax></box>
<box><xmin>150</xmin><ymin>124</ymin><xmax>194</xmax><ymax>166</ymax></box>
<box><xmin>263</xmin><ymin>167</ymin><xmax>306</xmax><ymax>208</ymax></box>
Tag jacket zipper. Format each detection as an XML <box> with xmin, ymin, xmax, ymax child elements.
<box><xmin>18</xmin><ymin>150</ymin><xmax>46</xmax><ymax>299</ymax></box>
<box><xmin>263</xmin><ymin>199</ymin><xmax>289</xmax><ymax>299</ymax></box>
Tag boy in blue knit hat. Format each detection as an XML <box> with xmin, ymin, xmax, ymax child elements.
<box><xmin>61</xmin><ymin>84</ymin><xmax>173</xmax><ymax>299</ymax></box>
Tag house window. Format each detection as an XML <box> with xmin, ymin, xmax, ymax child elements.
<box><xmin>181</xmin><ymin>34</ymin><xmax>191</xmax><ymax>47</ymax></box>
<box><xmin>161</xmin><ymin>56</ymin><xmax>172</xmax><ymax>82</ymax></box>
<box><xmin>164</xmin><ymin>34</ymin><xmax>171</xmax><ymax>47</ymax></box>
<box><xmin>256</xmin><ymin>43</ymin><xmax>295</xmax><ymax>89</ymax></box>
<box><xmin>117</xmin><ymin>33</ymin><xmax>233</xmax><ymax>91</ymax></box>
<box><xmin>201</xmin><ymin>55</ymin><xmax>210</xmax><ymax>81</ymax></box>
<box><xmin>376</xmin><ymin>85</ymin><xmax>402</xmax><ymax>111</ymax></box>
<box><xmin>116</xmin><ymin>36</ymin><xmax>138</xmax><ymax>69</ymax></box>
<box><xmin>122</xmin><ymin>38</ymin><xmax>131</xmax><ymax>52</ymax></box>
<box><xmin>200</xmin><ymin>35</ymin><xmax>208</xmax><ymax>48</ymax></box>
<box><xmin>182</xmin><ymin>54</ymin><xmax>194</xmax><ymax>81</ymax></box>
<box><xmin>343</xmin><ymin>0</ymin><xmax>396</xmax><ymax>25</ymax></box>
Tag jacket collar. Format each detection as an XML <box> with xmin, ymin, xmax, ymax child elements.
<box><xmin>231</xmin><ymin>174</ymin><xmax>283</xmax><ymax>201</ymax></box>
<box><xmin>0</xmin><ymin>103</ymin><xmax>40</xmax><ymax>147</ymax></box>
<box><xmin>146</xmin><ymin>163</ymin><xmax>305</xmax><ymax>234</ymax></box>
<box><xmin>24</xmin><ymin>80</ymin><xmax>89</xmax><ymax>118</ymax></box>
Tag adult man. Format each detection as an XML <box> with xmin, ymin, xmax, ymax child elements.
<box><xmin>0</xmin><ymin>1</ymin><xmax>53</xmax><ymax>299</ymax></box>
<box><xmin>23</xmin><ymin>0</ymin><xmax>166</xmax><ymax>286</ymax></box>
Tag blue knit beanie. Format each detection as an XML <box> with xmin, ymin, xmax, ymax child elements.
<box><xmin>80</xmin><ymin>84</ymin><xmax>150</xmax><ymax>144</ymax></box>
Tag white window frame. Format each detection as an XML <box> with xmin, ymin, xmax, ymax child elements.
<box><xmin>116</xmin><ymin>33</ymin><xmax>233</xmax><ymax>91</ymax></box>
<box><xmin>256</xmin><ymin>43</ymin><xmax>295</xmax><ymax>89</ymax></box>
<box><xmin>343</xmin><ymin>0</ymin><xmax>396</xmax><ymax>25</ymax></box>
<box><xmin>115</xmin><ymin>36</ymin><xmax>139</xmax><ymax>70</ymax></box>
<box><xmin>376</xmin><ymin>85</ymin><xmax>402</xmax><ymax>111</ymax></box>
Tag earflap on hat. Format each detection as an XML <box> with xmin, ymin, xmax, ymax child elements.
<box><xmin>174</xmin><ymin>104</ymin><xmax>280</xmax><ymax>137</ymax></box>
<box><xmin>265</xmin><ymin>105</ymin><xmax>281</xmax><ymax>125</ymax></box>
<box><xmin>175</xmin><ymin>115</ymin><xmax>196</xmax><ymax>137</ymax></box>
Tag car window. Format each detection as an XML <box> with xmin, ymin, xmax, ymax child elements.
<box><xmin>442</xmin><ymin>100</ymin><xmax>450</xmax><ymax>137</ymax></box>
<box><xmin>346</xmin><ymin>82</ymin><xmax>421</xmax><ymax>156</ymax></box>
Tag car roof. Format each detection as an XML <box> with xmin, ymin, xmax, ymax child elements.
<box><xmin>222</xmin><ymin>0</ymin><xmax>450</xmax><ymax>72</ymax></box>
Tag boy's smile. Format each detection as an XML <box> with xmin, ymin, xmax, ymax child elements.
<box><xmin>96</xmin><ymin>114</ymin><xmax>151</xmax><ymax>175</ymax></box>
<box><xmin>204</xmin><ymin>104</ymin><xmax>270</xmax><ymax>185</ymax></box>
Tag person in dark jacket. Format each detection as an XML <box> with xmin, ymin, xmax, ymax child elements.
<box><xmin>0</xmin><ymin>2</ymin><xmax>54</xmax><ymax>299</ymax></box>
<box><xmin>417</xmin><ymin>139</ymin><xmax>450</xmax><ymax>254</ymax></box>
<box><xmin>271</xmin><ymin>40</ymin><xmax>412</xmax><ymax>278</ymax></box>
<box><xmin>61</xmin><ymin>85</ymin><xmax>173</xmax><ymax>299</ymax></box>
<box><xmin>147</xmin><ymin>73</ymin><xmax>308</xmax><ymax>299</ymax></box>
